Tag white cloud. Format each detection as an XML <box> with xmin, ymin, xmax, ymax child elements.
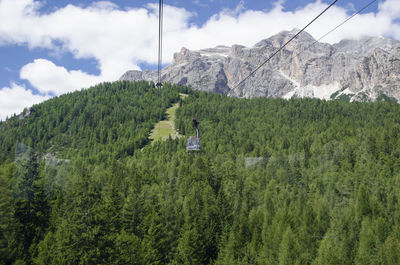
<box><xmin>0</xmin><ymin>83</ymin><xmax>49</xmax><ymax>121</ymax></box>
<box><xmin>20</xmin><ymin>59</ymin><xmax>103</xmax><ymax>95</ymax></box>
<box><xmin>0</xmin><ymin>0</ymin><xmax>399</xmax><ymax>104</ymax></box>
<box><xmin>171</xmin><ymin>0</ymin><xmax>399</xmax><ymax>48</ymax></box>
<box><xmin>379</xmin><ymin>0</ymin><xmax>400</xmax><ymax>19</ymax></box>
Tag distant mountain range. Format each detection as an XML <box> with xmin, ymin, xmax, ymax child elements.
<box><xmin>120</xmin><ymin>29</ymin><xmax>400</xmax><ymax>102</ymax></box>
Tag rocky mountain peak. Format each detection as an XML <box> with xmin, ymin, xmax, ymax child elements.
<box><xmin>120</xmin><ymin>29</ymin><xmax>400</xmax><ymax>102</ymax></box>
<box><xmin>254</xmin><ymin>29</ymin><xmax>316</xmax><ymax>49</ymax></box>
<box><xmin>172</xmin><ymin>47</ymin><xmax>199</xmax><ymax>65</ymax></box>
<box><xmin>333</xmin><ymin>36</ymin><xmax>400</xmax><ymax>55</ymax></box>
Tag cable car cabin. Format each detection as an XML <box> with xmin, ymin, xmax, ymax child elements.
<box><xmin>186</xmin><ymin>118</ymin><xmax>201</xmax><ymax>152</ymax></box>
<box><xmin>186</xmin><ymin>136</ymin><xmax>200</xmax><ymax>152</ymax></box>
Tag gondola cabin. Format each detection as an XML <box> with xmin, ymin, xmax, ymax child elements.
<box><xmin>186</xmin><ymin>117</ymin><xmax>201</xmax><ymax>152</ymax></box>
<box><xmin>186</xmin><ymin>136</ymin><xmax>200</xmax><ymax>152</ymax></box>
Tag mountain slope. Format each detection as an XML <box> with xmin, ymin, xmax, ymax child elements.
<box><xmin>120</xmin><ymin>29</ymin><xmax>400</xmax><ymax>102</ymax></box>
<box><xmin>1</xmin><ymin>81</ymin><xmax>400</xmax><ymax>264</ymax></box>
<box><xmin>0</xmin><ymin>81</ymin><xmax>182</xmax><ymax>163</ymax></box>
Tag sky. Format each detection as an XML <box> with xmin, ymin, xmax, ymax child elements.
<box><xmin>0</xmin><ymin>0</ymin><xmax>399</xmax><ymax>120</ymax></box>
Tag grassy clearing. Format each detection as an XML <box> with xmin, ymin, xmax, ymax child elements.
<box><xmin>149</xmin><ymin>93</ymin><xmax>187</xmax><ymax>142</ymax></box>
<box><xmin>179</xmin><ymin>93</ymin><xmax>188</xmax><ymax>99</ymax></box>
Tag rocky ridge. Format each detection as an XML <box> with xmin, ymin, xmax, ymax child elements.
<box><xmin>120</xmin><ymin>29</ymin><xmax>400</xmax><ymax>102</ymax></box>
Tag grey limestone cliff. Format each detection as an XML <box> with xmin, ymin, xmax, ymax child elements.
<box><xmin>119</xmin><ymin>29</ymin><xmax>400</xmax><ymax>102</ymax></box>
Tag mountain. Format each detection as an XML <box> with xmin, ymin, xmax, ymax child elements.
<box><xmin>120</xmin><ymin>29</ymin><xmax>400</xmax><ymax>102</ymax></box>
<box><xmin>2</xmin><ymin>81</ymin><xmax>400</xmax><ymax>264</ymax></box>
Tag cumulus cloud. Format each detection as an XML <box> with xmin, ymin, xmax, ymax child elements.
<box><xmin>1</xmin><ymin>0</ymin><xmax>399</xmax><ymax>68</ymax></box>
<box><xmin>20</xmin><ymin>59</ymin><xmax>103</xmax><ymax>95</ymax></box>
<box><xmin>0</xmin><ymin>83</ymin><xmax>49</xmax><ymax>121</ymax></box>
<box><xmin>379</xmin><ymin>0</ymin><xmax>400</xmax><ymax>19</ymax></box>
<box><xmin>175</xmin><ymin>0</ymin><xmax>399</xmax><ymax>48</ymax></box>
<box><xmin>0</xmin><ymin>0</ymin><xmax>399</xmax><ymax>106</ymax></box>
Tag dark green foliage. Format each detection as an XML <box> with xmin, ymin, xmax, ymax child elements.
<box><xmin>9</xmin><ymin>149</ymin><xmax>50</xmax><ymax>263</ymax></box>
<box><xmin>1</xmin><ymin>81</ymin><xmax>400</xmax><ymax>264</ymax></box>
<box><xmin>377</xmin><ymin>93</ymin><xmax>398</xmax><ymax>102</ymax></box>
<box><xmin>0</xmin><ymin>81</ymin><xmax>180</xmax><ymax>163</ymax></box>
<box><xmin>336</xmin><ymin>93</ymin><xmax>354</xmax><ymax>102</ymax></box>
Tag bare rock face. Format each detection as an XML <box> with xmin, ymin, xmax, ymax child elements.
<box><xmin>120</xmin><ymin>29</ymin><xmax>400</xmax><ymax>102</ymax></box>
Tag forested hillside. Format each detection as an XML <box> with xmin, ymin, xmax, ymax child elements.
<box><xmin>1</xmin><ymin>81</ymin><xmax>400</xmax><ymax>264</ymax></box>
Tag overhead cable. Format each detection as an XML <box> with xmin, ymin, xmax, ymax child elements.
<box><xmin>233</xmin><ymin>0</ymin><xmax>338</xmax><ymax>90</ymax></box>
<box><xmin>157</xmin><ymin>0</ymin><xmax>164</xmax><ymax>87</ymax></box>
<box><xmin>286</xmin><ymin>0</ymin><xmax>378</xmax><ymax>64</ymax></box>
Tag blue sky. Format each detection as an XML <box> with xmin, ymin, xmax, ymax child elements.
<box><xmin>0</xmin><ymin>0</ymin><xmax>399</xmax><ymax>120</ymax></box>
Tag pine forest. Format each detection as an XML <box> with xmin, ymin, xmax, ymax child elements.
<box><xmin>1</xmin><ymin>81</ymin><xmax>400</xmax><ymax>264</ymax></box>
